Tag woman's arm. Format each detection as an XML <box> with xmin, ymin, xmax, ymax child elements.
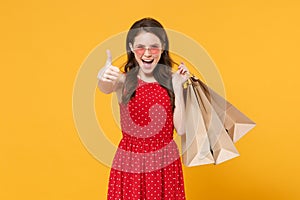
<box><xmin>172</xmin><ymin>62</ymin><xmax>189</xmax><ymax>136</ymax></box>
<box><xmin>173</xmin><ymin>86</ymin><xmax>186</xmax><ymax>135</ymax></box>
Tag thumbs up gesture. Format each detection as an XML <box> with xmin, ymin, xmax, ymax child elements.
<box><xmin>97</xmin><ymin>49</ymin><xmax>120</xmax><ymax>83</ymax></box>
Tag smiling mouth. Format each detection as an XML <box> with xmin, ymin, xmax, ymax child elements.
<box><xmin>142</xmin><ymin>59</ymin><xmax>154</xmax><ymax>64</ymax></box>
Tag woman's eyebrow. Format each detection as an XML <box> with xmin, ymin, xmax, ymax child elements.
<box><xmin>150</xmin><ymin>44</ymin><xmax>160</xmax><ymax>47</ymax></box>
<box><xmin>135</xmin><ymin>44</ymin><xmax>145</xmax><ymax>47</ymax></box>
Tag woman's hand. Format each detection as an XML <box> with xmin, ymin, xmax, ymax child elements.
<box><xmin>97</xmin><ymin>50</ymin><xmax>122</xmax><ymax>94</ymax></box>
<box><xmin>172</xmin><ymin>62</ymin><xmax>189</xmax><ymax>93</ymax></box>
<box><xmin>97</xmin><ymin>50</ymin><xmax>120</xmax><ymax>83</ymax></box>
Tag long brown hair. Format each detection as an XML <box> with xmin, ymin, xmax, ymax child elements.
<box><xmin>122</xmin><ymin>17</ymin><xmax>176</xmax><ymax>110</ymax></box>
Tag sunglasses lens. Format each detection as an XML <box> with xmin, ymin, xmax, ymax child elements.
<box><xmin>134</xmin><ymin>48</ymin><xmax>145</xmax><ymax>55</ymax></box>
<box><xmin>134</xmin><ymin>47</ymin><xmax>161</xmax><ymax>55</ymax></box>
<box><xmin>150</xmin><ymin>48</ymin><xmax>160</xmax><ymax>54</ymax></box>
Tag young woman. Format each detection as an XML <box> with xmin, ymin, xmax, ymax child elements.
<box><xmin>97</xmin><ymin>17</ymin><xmax>189</xmax><ymax>200</ymax></box>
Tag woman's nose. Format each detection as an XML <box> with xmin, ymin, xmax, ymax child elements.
<box><xmin>144</xmin><ymin>48</ymin><xmax>152</xmax><ymax>56</ymax></box>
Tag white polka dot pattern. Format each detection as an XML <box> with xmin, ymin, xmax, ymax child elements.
<box><xmin>107</xmin><ymin>78</ymin><xmax>186</xmax><ymax>199</ymax></box>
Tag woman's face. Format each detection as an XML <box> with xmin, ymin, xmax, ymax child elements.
<box><xmin>130</xmin><ymin>32</ymin><xmax>163</xmax><ymax>76</ymax></box>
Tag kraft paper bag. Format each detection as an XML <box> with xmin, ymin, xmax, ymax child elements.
<box><xmin>181</xmin><ymin>76</ymin><xmax>255</xmax><ymax>166</ymax></box>
<box><xmin>197</xmin><ymin>77</ymin><xmax>256</xmax><ymax>143</ymax></box>
<box><xmin>181</xmin><ymin>78</ymin><xmax>215</xmax><ymax>166</ymax></box>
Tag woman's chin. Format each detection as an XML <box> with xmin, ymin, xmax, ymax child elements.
<box><xmin>139</xmin><ymin>64</ymin><xmax>157</xmax><ymax>75</ymax></box>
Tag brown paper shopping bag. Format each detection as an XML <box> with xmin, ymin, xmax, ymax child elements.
<box><xmin>181</xmin><ymin>78</ymin><xmax>215</xmax><ymax>166</ymax></box>
<box><xmin>197</xmin><ymin>77</ymin><xmax>256</xmax><ymax>143</ymax></box>
<box><xmin>181</xmin><ymin>76</ymin><xmax>255</xmax><ymax>166</ymax></box>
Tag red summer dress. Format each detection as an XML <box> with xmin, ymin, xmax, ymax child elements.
<box><xmin>107</xmin><ymin>78</ymin><xmax>186</xmax><ymax>199</ymax></box>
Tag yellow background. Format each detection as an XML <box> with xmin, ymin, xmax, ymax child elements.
<box><xmin>1</xmin><ymin>0</ymin><xmax>300</xmax><ymax>199</ymax></box>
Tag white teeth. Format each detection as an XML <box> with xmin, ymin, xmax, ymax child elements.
<box><xmin>142</xmin><ymin>59</ymin><xmax>154</xmax><ymax>63</ymax></box>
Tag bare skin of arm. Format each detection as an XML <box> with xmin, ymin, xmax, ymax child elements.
<box><xmin>172</xmin><ymin>63</ymin><xmax>189</xmax><ymax>136</ymax></box>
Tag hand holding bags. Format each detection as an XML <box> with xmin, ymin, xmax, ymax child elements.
<box><xmin>181</xmin><ymin>76</ymin><xmax>256</xmax><ymax>166</ymax></box>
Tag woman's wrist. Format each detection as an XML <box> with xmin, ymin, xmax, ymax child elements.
<box><xmin>173</xmin><ymin>84</ymin><xmax>184</xmax><ymax>95</ymax></box>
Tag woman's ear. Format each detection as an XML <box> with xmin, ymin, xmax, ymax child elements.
<box><xmin>129</xmin><ymin>43</ymin><xmax>134</xmax><ymax>52</ymax></box>
<box><xmin>161</xmin><ymin>43</ymin><xmax>166</xmax><ymax>54</ymax></box>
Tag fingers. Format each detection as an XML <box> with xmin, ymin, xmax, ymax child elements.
<box><xmin>101</xmin><ymin>73</ymin><xmax>119</xmax><ymax>82</ymax></box>
<box><xmin>104</xmin><ymin>49</ymin><xmax>119</xmax><ymax>73</ymax></box>
<box><xmin>110</xmin><ymin>65</ymin><xmax>120</xmax><ymax>73</ymax></box>
<box><xmin>98</xmin><ymin>49</ymin><xmax>121</xmax><ymax>82</ymax></box>
<box><xmin>101</xmin><ymin>65</ymin><xmax>120</xmax><ymax>82</ymax></box>
<box><xmin>107</xmin><ymin>66</ymin><xmax>120</xmax><ymax>76</ymax></box>
<box><xmin>105</xmin><ymin>49</ymin><xmax>112</xmax><ymax>67</ymax></box>
<box><xmin>177</xmin><ymin>62</ymin><xmax>189</xmax><ymax>75</ymax></box>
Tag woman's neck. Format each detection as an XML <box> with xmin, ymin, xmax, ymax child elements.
<box><xmin>137</xmin><ymin>71</ymin><xmax>157</xmax><ymax>83</ymax></box>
